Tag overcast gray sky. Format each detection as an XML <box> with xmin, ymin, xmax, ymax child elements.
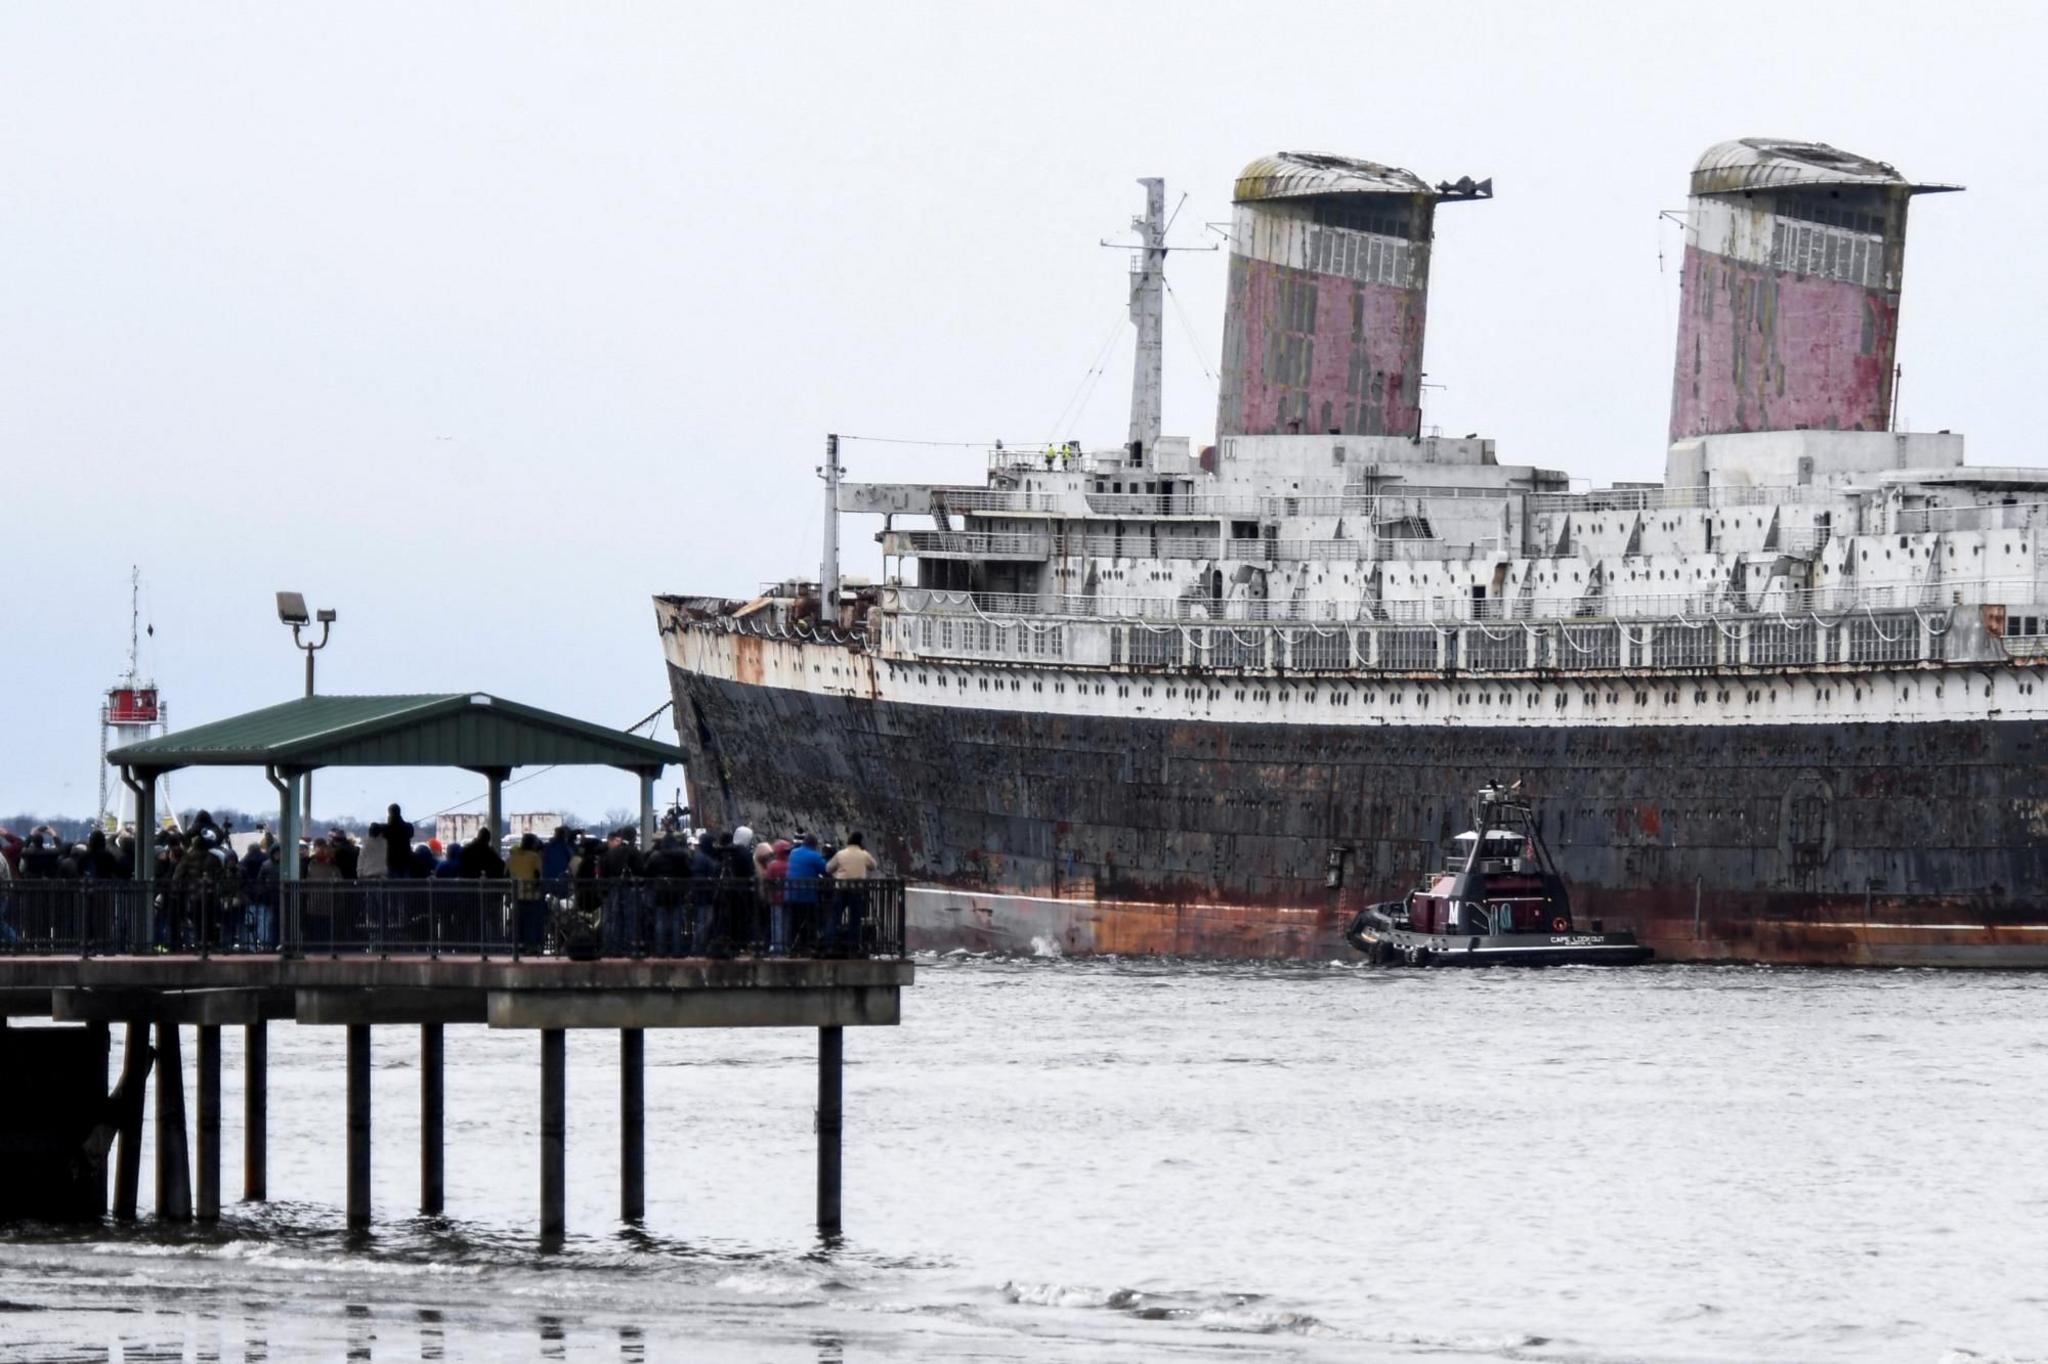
<box><xmin>2</xmin><ymin>2</ymin><xmax>2038</xmax><ymax>826</ymax></box>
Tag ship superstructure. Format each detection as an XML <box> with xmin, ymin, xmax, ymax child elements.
<box><xmin>658</xmin><ymin>143</ymin><xmax>2048</xmax><ymax>966</ymax></box>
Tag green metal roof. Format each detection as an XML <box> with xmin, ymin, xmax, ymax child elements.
<box><xmin>107</xmin><ymin>694</ymin><xmax>680</xmax><ymax>775</ymax></box>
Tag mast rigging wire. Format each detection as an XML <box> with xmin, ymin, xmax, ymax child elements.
<box><xmin>418</xmin><ymin>700</ymin><xmax>674</xmax><ymax>821</ymax></box>
<box><xmin>1045</xmin><ymin>310</ymin><xmax>1130</xmax><ymax>442</ymax></box>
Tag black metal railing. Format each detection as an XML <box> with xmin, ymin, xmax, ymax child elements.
<box><xmin>0</xmin><ymin>878</ymin><xmax>907</xmax><ymax>961</ymax></box>
<box><xmin>0</xmin><ymin>881</ymin><xmax>150</xmax><ymax>954</ymax></box>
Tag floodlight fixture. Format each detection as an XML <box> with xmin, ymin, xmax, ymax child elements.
<box><xmin>276</xmin><ymin>591</ymin><xmax>310</xmax><ymax>626</ymax></box>
<box><xmin>316</xmin><ymin>608</ymin><xmax>337</xmax><ymax>624</ymax></box>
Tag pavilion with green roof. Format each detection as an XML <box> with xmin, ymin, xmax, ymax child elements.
<box><xmin>107</xmin><ymin>693</ymin><xmax>682</xmax><ymax>885</ymax></box>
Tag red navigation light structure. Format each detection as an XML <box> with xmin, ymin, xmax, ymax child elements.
<box><xmin>99</xmin><ymin>567</ymin><xmax>170</xmax><ymax>829</ymax></box>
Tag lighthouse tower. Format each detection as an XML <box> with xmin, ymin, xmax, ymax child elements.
<box><xmin>98</xmin><ymin>568</ymin><xmax>170</xmax><ymax>832</ymax></box>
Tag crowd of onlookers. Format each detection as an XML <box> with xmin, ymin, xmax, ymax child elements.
<box><xmin>1</xmin><ymin>804</ymin><xmax>885</xmax><ymax>958</ymax></box>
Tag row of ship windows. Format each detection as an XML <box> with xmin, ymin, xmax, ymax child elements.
<box><xmin>1814</xmin><ymin>542</ymin><xmax>2027</xmax><ymax>575</ymax></box>
<box><xmin>899</xmin><ymin>671</ymin><xmax>2027</xmax><ymax>706</ymax></box>
<box><xmin>1864</xmin><ymin>541</ymin><xmax>2024</xmax><ymax>559</ymax></box>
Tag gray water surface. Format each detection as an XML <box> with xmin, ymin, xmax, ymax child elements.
<box><xmin>2</xmin><ymin>958</ymin><xmax>2044</xmax><ymax>1362</ymax></box>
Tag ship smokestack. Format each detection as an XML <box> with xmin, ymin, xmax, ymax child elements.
<box><xmin>1669</xmin><ymin>137</ymin><xmax>1958</xmax><ymax>442</ymax></box>
<box><xmin>1216</xmin><ymin>152</ymin><xmax>1488</xmax><ymax>439</ymax></box>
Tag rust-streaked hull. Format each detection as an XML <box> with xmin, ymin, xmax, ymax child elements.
<box><xmin>667</xmin><ymin>664</ymin><xmax>2048</xmax><ymax>967</ymax></box>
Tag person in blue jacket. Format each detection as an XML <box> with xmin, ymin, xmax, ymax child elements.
<box><xmin>784</xmin><ymin>833</ymin><xmax>829</xmax><ymax>952</ymax></box>
<box><xmin>540</xmin><ymin>825</ymin><xmax>575</xmax><ymax>890</ymax></box>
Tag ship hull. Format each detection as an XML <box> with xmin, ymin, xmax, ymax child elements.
<box><xmin>666</xmin><ymin>660</ymin><xmax>2048</xmax><ymax>967</ymax></box>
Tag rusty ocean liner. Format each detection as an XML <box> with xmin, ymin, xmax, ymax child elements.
<box><xmin>658</xmin><ymin>140</ymin><xmax>2048</xmax><ymax>967</ymax></box>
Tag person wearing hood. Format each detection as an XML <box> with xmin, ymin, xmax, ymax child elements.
<box><xmin>688</xmin><ymin>832</ymin><xmax>723</xmax><ymax>952</ymax></box>
<box><xmin>169</xmin><ymin>829</ymin><xmax>225</xmax><ymax>950</ymax></box>
<box><xmin>188</xmin><ymin>810</ymin><xmax>224</xmax><ymax>847</ymax></box>
<box><xmin>382</xmin><ymin>805</ymin><xmax>414</xmax><ymax>879</ymax></box>
<box><xmin>80</xmin><ymin>828</ymin><xmax>121</xmax><ymax>880</ymax></box>
<box><xmin>461</xmin><ymin>828</ymin><xmax>506</xmax><ymax>879</ymax></box>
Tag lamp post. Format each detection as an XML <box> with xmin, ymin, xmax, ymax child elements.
<box><xmin>276</xmin><ymin>592</ymin><xmax>336</xmax><ymax>822</ymax></box>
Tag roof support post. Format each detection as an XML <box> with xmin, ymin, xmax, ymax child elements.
<box><xmin>123</xmin><ymin>768</ymin><xmax>155</xmax><ymax>953</ymax></box>
<box><xmin>638</xmin><ymin>769</ymin><xmax>656</xmax><ymax>851</ymax></box>
<box><xmin>265</xmin><ymin>767</ymin><xmax>300</xmax><ymax>883</ymax></box>
<box><xmin>127</xmin><ymin>768</ymin><xmax>155</xmax><ymax>953</ymax></box>
<box><xmin>267</xmin><ymin>766</ymin><xmax>301</xmax><ymax>956</ymax></box>
<box><xmin>484</xmin><ymin>769</ymin><xmax>508</xmax><ymax>853</ymax></box>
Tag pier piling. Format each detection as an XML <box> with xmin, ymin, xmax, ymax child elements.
<box><xmin>540</xmin><ymin>1028</ymin><xmax>566</xmax><ymax>1239</ymax></box>
<box><xmin>817</xmin><ymin>1025</ymin><xmax>843</xmax><ymax>1237</ymax></box>
<box><xmin>618</xmin><ymin>1024</ymin><xmax>643</xmax><ymax>1212</ymax></box>
<box><xmin>154</xmin><ymin>1021</ymin><xmax>191</xmax><ymax>1221</ymax></box>
<box><xmin>197</xmin><ymin>1024</ymin><xmax>221</xmax><ymax>1221</ymax></box>
<box><xmin>243</xmin><ymin>1020</ymin><xmax>267</xmax><ymax>1202</ymax></box>
<box><xmin>620</xmin><ymin>1028</ymin><xmax>644</xmax><ymax>1223</ymax></box>
<box><xmin>89</xmin><ymin>1022</ymin><xmax>108</xmax><ymax>1218</ymax></box>
<box><xmin>346</xmin><ymin>1024</ymin><xmax>371</xmax><ymax>1231</ymax></box>
<box><xmin>113</xmin><ymin>1022</ymin><xmax>148</xmax><ymax>1221</ymax></box>
<box><xmin>421</xmin><ymin>1023</ymin><xmax>444</xmax><ymax>1216</ymax></box>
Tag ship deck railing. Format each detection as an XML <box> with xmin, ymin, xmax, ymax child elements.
<box><xmin>1526</xmin><ymin>483</ymin><xmax>1840</xmax><ymax>514</ymax></box>
<box><xmin>926</xmin><ymin>483</ymin><xmax>1855</xmax><ymax>524</ymax></box>
<box><xmin>1895</xmin><ymin>501</ymin><xmax>2048</xmax><ymax>534</ymax></box>
<box><xmin>896</xmin><ymin>530</ymin><xmax>1506</xmax><ymax>564</ymax></box>
<box><xmin>893</xmin><ymin>530</ymin><xmax>1052</xmax><ymax>560</ymax></box>
<box><xmin>0</xmin><ymin>877</ymin><xmax>908</xmax><ymax>961</ymax></box>
<box><xmin>891</xmin><ymin>579</ymin><xmax>2040</xmax><ymax>629</ymax></box>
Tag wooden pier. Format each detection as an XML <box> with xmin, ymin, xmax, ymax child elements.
<box><xmin>0</xmin><ymin>951</ymin><xmax>909</xmax><ymax>1236</ymax></box>
<box><xmin>0</xmin><ymin>690</ymin><xmax>914</xmax><ymax>1237</ymax></box>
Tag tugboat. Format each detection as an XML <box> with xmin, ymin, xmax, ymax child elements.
<box><xmin>1345</xmin><ymin>784</ymin><xmax>1653</xmax><ymax>968</ymax></box>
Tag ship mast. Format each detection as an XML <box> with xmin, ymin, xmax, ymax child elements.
<box><xmin>1125</xmin><ymin>177</ymin><xmax>1166</xmax><ymax>458</ymax></box>
<box><xmin>819</xmin><ymin>432</ymin><xmax>843</xmax><ymax>609</ymax></box>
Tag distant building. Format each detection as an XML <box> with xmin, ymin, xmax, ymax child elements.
<box><xmin>433</xmin><ymin>812</ymin><xmax>563</xmax><ymax>846</ymax></box>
